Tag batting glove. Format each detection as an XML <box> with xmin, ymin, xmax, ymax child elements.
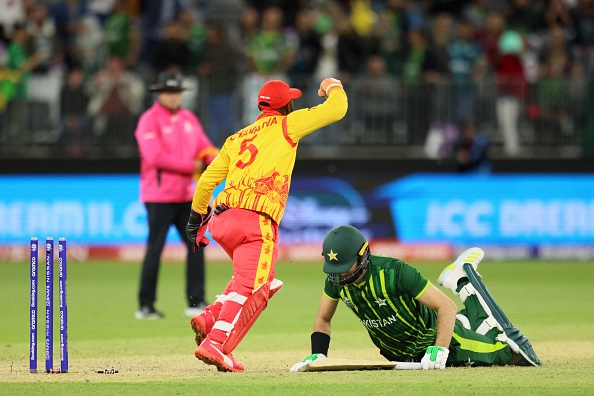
<box><xmin>290</xmin><ymin>353</ymin><xmax>326</xmax><ymax>372</ymax></box>
<box><xmin>318</xmin><ymin>78</ymin><xmax>343</xmax><ymax>98</ymax></box>
<box><xmin>186</xmin><ymin>206</ymin><xmax>213</xmax><ymax>252</ymax></box>
<box><xmin>421</xmin><ymin>346</ymin><xmax>449</xmax><ymax>370</ymax></box>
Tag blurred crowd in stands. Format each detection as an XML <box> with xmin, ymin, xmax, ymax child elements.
<box><xmin>1</xmin><ymin>0</ymin><xmax>594</xmax><ymax>163</ymax></box>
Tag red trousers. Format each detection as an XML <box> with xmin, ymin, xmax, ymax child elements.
<box><xmin>204</xmin><ymin>208</ymin><xmax>279</xmax><ymax>345</ymax></box>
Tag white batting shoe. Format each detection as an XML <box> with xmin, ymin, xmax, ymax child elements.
<box><xmin>185</xmin><ymin>301</ymin><xmax>207</xmax><ymax>318</ymax></box>
<box><xmin>438</xmin><ymin>247</ymin><xmax>484</xmax><ymax>293</ymax></box>
<box><xmin>135</xmin><ymin>306</ymin><xmax>164</xmax><ymax>320</ymax></box>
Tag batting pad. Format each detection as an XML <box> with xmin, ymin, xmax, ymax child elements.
<box><xmin>297</xmin><ymin>358</ymin><xmax>422</xmax><ymax>372</ymax></box>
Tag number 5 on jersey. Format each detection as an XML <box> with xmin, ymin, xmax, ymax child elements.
<box><xmin>236</xmin><ymin>136</ymin><xmax>258</xmax><ymax>169</ymax></box>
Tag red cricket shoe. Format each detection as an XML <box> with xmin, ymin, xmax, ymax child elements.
<box><xmin>195</xmin><ymin>340</ymin><xmax>244</xmax><ymax>372</ymax></box>
<box><xmin>190</xmin><ymin>315</ymin><xmax>208</xmax><ymax>346</ymax></box>
<box><xmin>190</xmin><ymin>312</ymin><xmax>216</xmax><ymax>346</ymax></box>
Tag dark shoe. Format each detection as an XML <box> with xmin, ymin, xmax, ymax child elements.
<box><xmin>135</xmin><ymin>306</ymin><xmax>164</xmax><ymax>320</ymax></box>
<box><xmin>508</xmin><ymin>351</ymin><xmax>535</xmax><ymax>366</ymax></box>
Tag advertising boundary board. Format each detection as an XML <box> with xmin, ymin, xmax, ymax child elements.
<box><xmin>2</xmin><ymin>172</ymin><xmax>594</xmax><ymax>261</ymax></box>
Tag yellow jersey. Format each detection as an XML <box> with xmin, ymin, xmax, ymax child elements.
<box><xmin>191</xmin><ymin>88</ymin><xmax>348</xmax><ymax>224</ymax></box>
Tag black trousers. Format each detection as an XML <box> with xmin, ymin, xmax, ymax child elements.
<box><xmin>138</xmin><ymin>202</ymin><xmax>205</xmax><ymax>309</ymax></box>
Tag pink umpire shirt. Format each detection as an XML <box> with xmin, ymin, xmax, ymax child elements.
<box><xmin>135</xmin><ymin>101</ymin><xmax>218</xmax><ymax>203</ymax></box>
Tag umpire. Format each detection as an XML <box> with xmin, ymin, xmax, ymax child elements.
<box><xmin>134</xmin><ymin>71</ymin><xmax>219</xmax><ymax>319</ymax></box>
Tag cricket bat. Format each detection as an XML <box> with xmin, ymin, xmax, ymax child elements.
<box><xmin>297</xmin><ymin>357</ymin><xmax>423</xmax><ymax>372</ymax></box>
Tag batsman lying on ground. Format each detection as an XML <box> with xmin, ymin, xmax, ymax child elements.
<box><xmin>291</xmin><ymin>225</ymin><xmax>541</xmax><ymax>372</ymax></box>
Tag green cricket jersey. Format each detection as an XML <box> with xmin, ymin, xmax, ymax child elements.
<box><xmin>324</xmin><ymin>254</ymin><xmax>438</xmax><ymax>360</ymax></box>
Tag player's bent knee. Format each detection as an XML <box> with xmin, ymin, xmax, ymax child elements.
<box><xmin>222</xmin><ymin>282</ymin><xmax>271</xmax><ymax>354</ymax></box>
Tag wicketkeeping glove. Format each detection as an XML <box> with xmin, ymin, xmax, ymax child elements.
<box><xmin>421</xmin><ymin>346</ymin><xmax>449</xmax><ymax>370</ymax></box>
<box><xmin>289</xmin><ymin>353</ymin><xmax>326</xmax><ymax>372</ymax></box>
<box><xmin>186</xmin><ymin>206</ymin><xmax>213</xmax><ymax>252</ymax></box>
<box><xmin>318</xmin><ymin>78</ymin><xmax>343</xmax><ymax>98</ymax></box>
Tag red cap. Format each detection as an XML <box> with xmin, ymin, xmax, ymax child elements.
<box><xmin>257</xmin><ymin>80</ymin><xmax>302</xmax><ymax>110</ymax></box>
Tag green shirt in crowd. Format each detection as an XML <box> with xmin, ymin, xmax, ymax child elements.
<box><xmin>247</xmin><ymin>31</ymin><xmax>294</xmax><ymax>75</ymax></box>
<box><xmin>7</xmin><ymin>42</ymin><xmax>28</xmax><ymax>99</ymax></box>
<box><xmin>104</xmin><ymin>11</ymin><xmax>133</xmax><ymax>58</ymax></box>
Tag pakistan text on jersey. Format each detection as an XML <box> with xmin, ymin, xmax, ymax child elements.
<box><xmin>360</xmin><ymin>315</ymin><xmax>397</xmax><ymax>328</ymax></box>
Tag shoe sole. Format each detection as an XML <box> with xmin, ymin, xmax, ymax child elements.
<box><xmin>438</xmin><ymin>247</ymin><xmax>484</xmax><ymax>287</ymax></box>
<box><xmin>190</xmin><ymin>317</ymin><xmax>207</xmax><ymax>346</ymax></box>
<box><xmin>454</xmin><ymin>247</ymin><xmax>484</xmax><ymax>268</ymax></box>
<box><xmin>195</xmin><ymin>347</ymin><xmax>243</xmax><ymax>372</ymax></box>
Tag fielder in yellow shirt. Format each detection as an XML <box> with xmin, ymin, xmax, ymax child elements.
<box><xmin>185</xmin><ymin>77</ymin><xmax>347</xmax><ymax>372</ymax></box>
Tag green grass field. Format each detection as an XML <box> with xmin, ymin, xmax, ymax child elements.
<box><xmin>1</xmin><ymin>258</ymin><xmax>593</xmax><ymax>395</ymax></box>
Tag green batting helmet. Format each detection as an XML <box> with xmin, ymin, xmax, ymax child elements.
<box><xmin>322</xmin><ymin>225</ymin><xmax>369</xmax><ymax>274</ymax></box>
